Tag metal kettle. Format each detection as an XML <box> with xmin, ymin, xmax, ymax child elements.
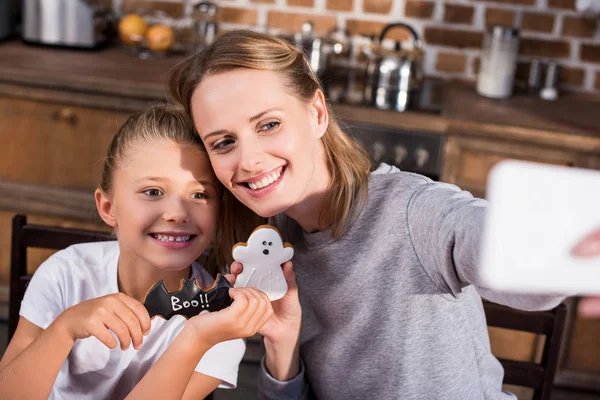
<box><xmin>364</xmin><ymin>22</ymin><xmax>424</xmax><ymax>112</ymax></box>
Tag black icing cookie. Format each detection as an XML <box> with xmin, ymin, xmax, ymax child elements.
<box><xmin>143</xmin><ymin>274</ymin><xmax>233</xmax><ymax>320</ymax></box>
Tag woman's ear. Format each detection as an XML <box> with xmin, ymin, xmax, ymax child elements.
<box><xmin>95</xmin><ymin>188</ymin><xmax>118</xmax><ymax>228</ymax></box>
<box><xmin>310</xmin><ymin>89</ymin><xmax>329</xmax><ymax>139</ymax></box>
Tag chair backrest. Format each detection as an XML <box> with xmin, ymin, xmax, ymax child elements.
<box><xmin>9</xmin><ymin>214</ymin><xmax>113</xmax><ymax>340</ymax></box>
<box><xmin>483</xmin><ymin>300</ymin><xmax>567</xmax><ymax>400</ymax></box>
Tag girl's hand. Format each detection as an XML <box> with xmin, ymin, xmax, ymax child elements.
<box><xmin>226</xmin><ymin>261</ymin><xmax>302</xmax><ymax>345</ymax></box>
<box><xmin>186</xmin><ymin>287</ymin><xmax>273</xmax><ymax>346</ymax></box>
<box><xmin>53</xmin><ymin>293</ymin><xmax>151</xmax><ymax>350</ymax></box>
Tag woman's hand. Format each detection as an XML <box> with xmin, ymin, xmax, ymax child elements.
<box><xmin>185</xmin><ymin>287</ymin><xmax>273</xmax><ymax>347</ymax></box>
<box><xmin>53</xmin><ymin>293</ymin><xmax>151</xmax><ymax>350</ymax></box>
<box><xmin>226</xmin><ymin>261</ymin><xmax>302</xmax><ymax>380</ymax></box>
<box><xmin>226</xmin><ymin>261</ymin><xmax>302</xmax><ymax>343</ymax></box>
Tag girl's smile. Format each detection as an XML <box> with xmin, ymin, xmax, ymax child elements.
<box><xmin>97</xmin><ymin>139</ymin><xmax>220</xmax><ymax>273</ymax></box>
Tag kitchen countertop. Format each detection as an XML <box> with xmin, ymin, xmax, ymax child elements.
<box><xmin>1</xmin><ymin>39</ymin><xmax>599</xmax><ymax>149</ymax></box>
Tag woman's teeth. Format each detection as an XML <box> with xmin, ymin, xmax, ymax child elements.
<box><xmin>248</xmin><ymin>169</ymin><xmax>281</xmax><ymax>190</ymax></box>
<box><xmin>152</xmin><ymin>234</ymin><xmax>192</xmax><ymax>243</ymax></box>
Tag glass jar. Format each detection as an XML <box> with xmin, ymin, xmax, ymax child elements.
<box><xmin>476</xmin><ymin>25</ymin><xmax>520</xmax><ymax>99</ymax></box>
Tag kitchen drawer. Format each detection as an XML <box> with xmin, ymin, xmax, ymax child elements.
<box><xmin>441</xmin><ymin>136</ymin><xmax>585</xmax><ymax>198</ymax></box>
<box><xmin>0</xmin><ymin>96</ymin><xmax>132</xmax><ymax>191</ymax></box>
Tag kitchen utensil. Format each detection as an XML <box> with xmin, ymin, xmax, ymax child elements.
<box><xmin>363</xmin><ymin>22</ymin><xmax>424</xmax><ymax>112</ymax></box>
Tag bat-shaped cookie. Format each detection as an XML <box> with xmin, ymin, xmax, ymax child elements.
<box><xmin>232</xmin><ymin>225</ymin><xmax>294</xmax><ymax>301</ymax></box>
<box><xmin>143</xmin><ymin>274</ymin><xmax>233</xmax><ymax>320</ymax></box>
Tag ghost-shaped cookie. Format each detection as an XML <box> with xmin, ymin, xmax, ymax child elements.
<box><xmin>232</xmin><ymin>225</ymin><xmax>294</xmax><ymax>301</ymax></box>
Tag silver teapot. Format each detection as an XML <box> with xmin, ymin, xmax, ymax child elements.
<box><xmin>363</xmin><ymin>22</ymin><xmax>424</xmax><ymax>112</ymax></box>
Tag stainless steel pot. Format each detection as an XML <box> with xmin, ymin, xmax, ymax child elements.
<box><xmin>363</xmin><ymin>22</ymin><xmax>424</xmax><ymax>112</ymax></box>
<box><xmin>290</xmin><ymin>21</ymin><xmax>347</xmax><ymax>77</ymax></box>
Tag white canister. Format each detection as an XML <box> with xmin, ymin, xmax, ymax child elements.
<box><xmin>476</xmin><ymin>25</ymin><xmax>520</xmax><ymax>99</ymax></box>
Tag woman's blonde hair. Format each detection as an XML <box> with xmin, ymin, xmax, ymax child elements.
<box><xmin>168</xmin><ymin>30</ymin><xmax>371</xmax><ymax>259</ymax></box>
<box><xmin>99</xmin><ymin>104</ymin><xmax>223</xmax><ymax>275</ymax></box>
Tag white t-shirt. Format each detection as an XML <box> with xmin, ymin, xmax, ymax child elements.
<box><xmin>20</xmin><ymin>241</ymin><xmax>245</xmax><ymax>400</ymax></box>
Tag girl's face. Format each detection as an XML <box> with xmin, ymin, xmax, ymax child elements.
<box><xmin>190</xmin><ymin>69</ymin><xmax>329</xmax><ymax>218</ymax></box>
<box><xmin>96</xmin><ymin>139</ymin><xmax>219</xmax><ymax>271</ymax></box>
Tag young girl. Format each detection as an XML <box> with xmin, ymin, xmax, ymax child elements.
<box><xmin>168</xmin><ymin>30</ymin><xmax>566</xmax><ymax>399</ymax></box>
<box><xmin>0</xmin><ymin>104</ymin><xmax>273</xmax><ymax>400</ymax></box>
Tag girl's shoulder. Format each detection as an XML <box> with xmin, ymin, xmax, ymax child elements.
<box><xmin>35</xmin><ymin>241</ymin><xmax>120</xmax><ymax>282</ymax></box>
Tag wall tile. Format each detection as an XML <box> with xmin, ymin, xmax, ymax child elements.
<box><xmin>220</xmin><ymin>7</ymin><xmax>258</xmax><ymax>25</ymax></box>
<box><xmin>405</xmin><ymin>1</ymin><xmax>435</xmax><ymax>19</ymax></box>
<box><xmin>363</xmin><ymin>0</ymin><xmax>393</xmax><ymax>14</ymax></box>
<box><xmin>436</xmin><ymin>52</ymin><xmax>467</xmax><ymax>72</ymax></box>
<box><xmin>547</xmin><ymin>0</ymin><xmax>576</xmax><ymax>10</ymax></box>
<box><xmin>485</xmin><ymin>8</ymin><xmax>516</xmax><ymax>27</ymax></box>
<box><xmin>519</xmin><ymin>38</ymin><xmax>570</xmax><ymax>58</ymax></box>
<box><xmin>444</xmin><ymin>4</ymin><xmax>474</xmax><ymax>25</ymax></box>
<box><xmin>424</xmin><ymin>27</ymin><xmax>483</xmax><ymax>49</ymax></box>
<box><xmin>581</xmin><ymin>44</ymin><xmax>600</xmax><ymax>64</ymax></box>
<box><xmin>326</xmin><ymin>0</ymin><xmax>353</xmax><ymax>12</ymax></box>
<box><xmin>267</xmin><ymin>11</ymin><xmax>337</xmax><ymax>33</ymax></box>
<box><xmin>521</xmin><ymin>12</ymin><xmax>555</xmax><ymax>33</ymax></box>
<box><xmin>562</xmin><ymin>17</ymin><xmax>597</xmax><ymax>38</ymax></box>
<box><xmin>474</xmin><ymin>0</ymin><xmax>535</xmax><ymax>6</ymax></box>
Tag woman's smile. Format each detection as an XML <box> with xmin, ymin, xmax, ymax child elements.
<box><xmin>237</xmin><ymin>165</ymin><xmax>286</xmax><ymax>198</ymax></box>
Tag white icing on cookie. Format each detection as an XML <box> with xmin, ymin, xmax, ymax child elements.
<box><xmin>232</xmin><ymin>226</ymin><xmax>294</xmax><ymax>301</ymax></box>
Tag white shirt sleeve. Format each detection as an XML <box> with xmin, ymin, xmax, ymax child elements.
<box><xmin>195</xmin><ymin>338</ymin><xmax>246</xmax><ymax>389</ymax></box>
<box><xmin>20</xmin><ymin>250</ymin><xmax>68</xmax><ymax>329</ymax></box>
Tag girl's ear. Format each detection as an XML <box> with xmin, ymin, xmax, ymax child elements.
<box><xmin>95</xmin><ymin>189</ymin><xmax>118</xmax><ymax>228</ymax></box>
<box><xmin>310</xmin><ymin>89</ymin><xmax>329</xmax><ymax>139</ymax></box>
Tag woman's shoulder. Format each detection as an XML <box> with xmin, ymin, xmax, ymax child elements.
<box><xmin>368</xmin><ymin>163</ymin><xmax>433</xmax><ymax>197</ymax></box>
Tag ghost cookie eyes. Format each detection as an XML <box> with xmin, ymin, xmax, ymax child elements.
<box><xmin>232</xmin><ymin>225</ymin><xmax>294</xmax><ymax>301</ymax></box>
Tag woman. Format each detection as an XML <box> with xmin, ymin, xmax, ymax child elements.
<box><xmin>169</xmin><ymin>30</ymin><xmax>565</xmax><ymax>399</ymax></box>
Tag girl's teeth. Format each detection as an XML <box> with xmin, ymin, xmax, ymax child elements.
<box><xmin>155</xmin><ymin>234</ymin><xmax>191</xmax><ymax>243</ymax></box>
<box><xmin>247</xmin><ymin>169</ymin><xmax>282</xmax><ymax>190</ymax></box>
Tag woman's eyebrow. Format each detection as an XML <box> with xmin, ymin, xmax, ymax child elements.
<box><xmin>203</xmin><ymin>108</ymin><xmax>283</xmax><ymax>140</ymax></box>
<box><xmin>249</xmin><ymin>108</ymin><xmax>282</xmax><ymax>122</ymax></box>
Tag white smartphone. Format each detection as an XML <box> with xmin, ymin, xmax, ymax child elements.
<box><xmin>479</xmin><ymin>160</ymin><xmax>600</xmax><ymax>295</ymax></box>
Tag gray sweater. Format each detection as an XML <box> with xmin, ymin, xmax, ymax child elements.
<box><xmin>257</xmin><ymin>165</ymin><xmax>564</xmax><ymax>400</ymax></box>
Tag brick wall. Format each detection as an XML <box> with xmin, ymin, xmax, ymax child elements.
<box><xmin>117</xmin><ymin>0</ymin><xmax>600</xmax><ymax>93</ymax></box>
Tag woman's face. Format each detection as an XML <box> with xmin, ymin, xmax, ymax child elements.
<box><xmin>191</xmin><ymin>69</ymin><xmax>329</xmax><ymax>218</ymax></box>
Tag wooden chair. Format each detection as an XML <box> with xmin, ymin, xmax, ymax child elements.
<box><xmin>483</xmin><ymin>300</ymin><xmax>568</xmax><ymax>400</ymax></box>
<box><xmin>9</xmin><ymin>214</ymin><xmax>113</xmax><ymax>340</ymax></box>
<box><xmin>9</xmin><ymin>214</ymin><xmax>219</xmax><ymax>400</ymax></box>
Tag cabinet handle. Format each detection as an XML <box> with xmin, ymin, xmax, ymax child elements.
<box><xmin>52</xmin><ymin>108</ymin><xmax>78</xmax><ymax>125</ymax></box>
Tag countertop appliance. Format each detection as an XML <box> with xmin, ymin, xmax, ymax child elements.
<box><xmin>22</xmin><ymin>0</ymin><xmax>113</xmax><ymax>49</ymax></box>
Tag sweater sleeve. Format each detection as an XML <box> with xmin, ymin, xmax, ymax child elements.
<box><xmin>257</xmin><ymin>356</ymin><xmax>309</xmax><ymax>400</ymax></box>
<box><xmin>407</xmin><ymin>180</ymin><xmax>565</xmax><ymax>311</ymax></box>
